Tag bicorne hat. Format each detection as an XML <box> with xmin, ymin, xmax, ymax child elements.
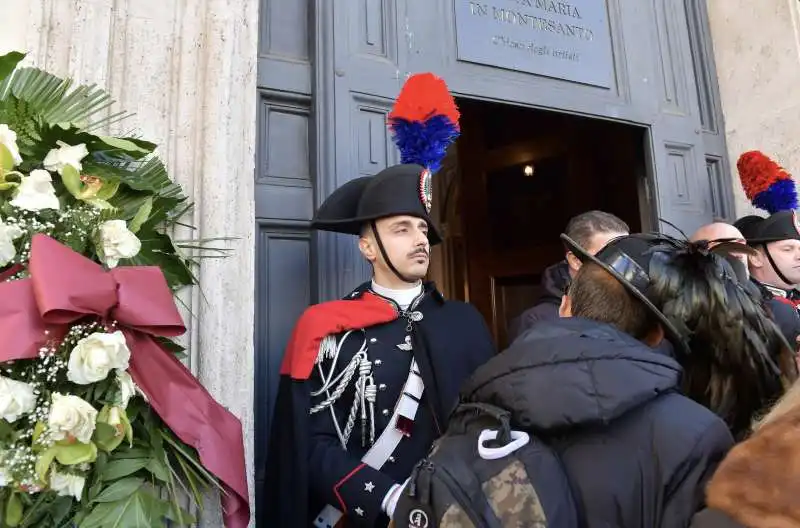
<box><xmin>737</xmin><ymin>151</ymin><xmax>800</xmax><ymax>244</ymax></box>
<box><xmin>311</xmin><ymin>73</ymin><xmax>460</xmax><ymax>247</ymax></box>
<box><xmin>311</xmin><ymin>164</ymin><xmax>442</xmax><ymax>244</ymax></box>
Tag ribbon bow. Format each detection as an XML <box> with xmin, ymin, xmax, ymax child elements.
<box><xmin>0</xmin><ymin>234</ymin><xmax>249</xmax><ymax>528</ymax></box>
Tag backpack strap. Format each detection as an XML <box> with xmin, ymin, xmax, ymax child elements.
<box><xmin>449</xmin><ymin>402</ymin><xmax>513</xmax><ymax>445</ymax></box>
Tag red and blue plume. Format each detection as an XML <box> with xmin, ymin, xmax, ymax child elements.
<box><xmin>738</xmin><ymin>150</ymin><xmax>798</xmax><ymax>214</ymax></box>
<box><xmin>388</xmin><ymin>73</ymin><xmax>460</xmax><ymax>173</ymax></box>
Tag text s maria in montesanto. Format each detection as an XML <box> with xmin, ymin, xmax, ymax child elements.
<box><xmin>468</xmin><ymin>0</ymin><xmax>592</xmax><ymax>62</ymax></box>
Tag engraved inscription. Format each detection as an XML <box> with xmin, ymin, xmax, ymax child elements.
<box><xmin>455</xmin><ymin>0</ymin><xmax>614</xmax><ymax>88</ymax></box>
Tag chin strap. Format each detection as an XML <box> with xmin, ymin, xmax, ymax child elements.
<box><xmin>763</xmin><ymin>243</ymin><xmax>795</xmax><ymax>287</ymax></box>
<box><xmin>370</xmin><ymin>220</ymin><xmax>419</xmax><ymax>285</ymax></box>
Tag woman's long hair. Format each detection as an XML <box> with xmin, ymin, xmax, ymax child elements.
<box><xmin>647</xmin><ymin>238</ymin><xmax>797</xmax><ymax>438</ymax></box>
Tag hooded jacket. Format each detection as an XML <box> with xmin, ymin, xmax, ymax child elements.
<box><xmin>461</xmin><ymin>317</ymin><xmax>734</xmax><ymax>528</ymax></box>
<box><xmin>508</xmin><ymin>261</ymin><xmax>570</xmax><ymax>342</ymax></box>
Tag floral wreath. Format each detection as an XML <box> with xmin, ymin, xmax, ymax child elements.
<box><xmin>0</xmin><ymin>52</ymin><xmax>248</xmax><ymax>527</ymax></box>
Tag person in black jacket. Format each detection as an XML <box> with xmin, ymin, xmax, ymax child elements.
<box><xmin>508</xmin><ymin>210</ymin><xmax>629</xmax><ymax>342</ymax></box>
<box><xmin>460</xmin><ymin>234</ymin><xmax>734</xmax><ymax>528</ymax></box>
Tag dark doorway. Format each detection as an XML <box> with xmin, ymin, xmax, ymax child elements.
<box><xmin>428</xmin><ymin>99</ymin><xmax>651</xmax><ymax>349</ymax></box>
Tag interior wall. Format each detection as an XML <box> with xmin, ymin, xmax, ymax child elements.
<box><xmin>448</xmin><ymin>100</ymin><xmax>646</xmax><ymax>347</ymax></box>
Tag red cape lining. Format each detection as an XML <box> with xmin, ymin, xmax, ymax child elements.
<box><xmin>280</xmin><ymin>292</ymin><xmax>398</xmax><ymax>380</ymax></box>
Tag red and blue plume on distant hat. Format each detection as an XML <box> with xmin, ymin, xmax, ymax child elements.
<box><xmin>388</xmin><ymin>73</ymin><xmax>460</xmax><ymax>173</ymax></box>
<box><xmin>738</xmin><ymin>150</ymin><xmax>798</xmax><ymax>214</ymax></box>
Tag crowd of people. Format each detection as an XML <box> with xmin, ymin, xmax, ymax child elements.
<box><xmin>263</xmin><ymin>74</ymin><xmax>800</xmax><ymax>527</ymax></box>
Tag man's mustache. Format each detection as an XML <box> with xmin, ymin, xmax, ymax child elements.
<box><xmin>409</xmin><ymin>248</ymin><xmax>429</xmax><ymax>258</ymax></box>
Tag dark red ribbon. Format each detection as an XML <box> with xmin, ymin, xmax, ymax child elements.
<box><xmin>0</xmin><ymin>234</ymin><xmax>249</xmax><ymax>528</ymax></box>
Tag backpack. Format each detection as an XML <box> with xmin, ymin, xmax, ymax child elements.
<box><xmin>391</xmin><ymin>402</ymin><xmax>580</xmax><ymax>528</ymax></box>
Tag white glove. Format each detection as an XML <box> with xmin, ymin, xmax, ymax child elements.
<box><xmin>382</xmin><ymin>478</ymin><xmax>410</xmax><ymax>518</ymax></box>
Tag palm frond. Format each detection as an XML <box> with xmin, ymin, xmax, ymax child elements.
<box><xmin>0</xmin><ymin>66</ymin><xmax>128</xmax><ymax>131</ymax></box>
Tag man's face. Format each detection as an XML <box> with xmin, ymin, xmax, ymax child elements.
<box><xmin>359</xmin><ymin>215</ymin><xmax>430</xmax><ymax>283</ymax></box>
<box><xmin>750</xmin><ymin>239</ymin><xmax>800</xmax><ymax>287</ymax></box>
<box><xmin>566</xmin><ymin>230</ymin><xmax>628</xmax><ymax>278</ymax></box>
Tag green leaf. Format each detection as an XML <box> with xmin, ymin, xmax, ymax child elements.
<box><xmin>35</xmin><ymin>447</ymin><xmax>58</xmax><ymax>482</ymax></box>
<box><xmin>54</xmin><ymin>441</ymin><xmax>98</xmax><ymax>466</ymax></box>
<box><xmin>101</xmin><ymin>458</ymin><xmax>149</xmax><ymax>481</ymax></box>
<box><xmin>128</xmin><ymin>197</ymin><xmax>152</xmax><ymax>233</ymax></box>
<box><xmin>109</xmin><ymin>448</ymin><xmax>150</xmax><ymax>460</ymax></box>
<box><xmin>91</xmin><ymin>478</ymin><xmax>143</xmax><ymax>503</ymax></box>
<box><xmin>5</xmin><ymin>493</ymin><xmax>22</xmax><ymax>527</ymax></box>
<box><xmin>165</xmin><ymin>502</ymin><xmax>196</xmax><ymax>526</ymax></box>
<box><xmin>93</xmin><ymin>422</ymin><xmax>124</xmax><ymax>454</ymax></box>
<box><xmin>0</xmin><ymin>419</ymin><xmax>15</xmax><ymax>442</ymax></box>
<box><xmin>84</xmin><ymin>197</ymin><xmax>115</xmax><ymax>210</ymax></box>
<box><xmin>97</xmin><ymin>136</ymin><xmax>149</xmax><ymax>155</ymax></box>
<box><xmin>0</xmin><ymin>66</ymin><xmax>125</xmax><ymax>131</ymax></box>
<box><xmin>125</xmin><ymin>229</ymin><xmax>194</xmax><ymax>289</ymax></box>
<box><xmin>61</xmin><ymin>164</ymin><xmax>82</xmax><ymax>198</ymax></box>
<box><xmin>145</xmin><ymin>457</ymin><xmax>171</xmax><ymax>483</ymax></box>
<box><xmin>79</xmin><ymin>489</ymin><xmax>167</xmax><ymax>528</ymax></box>
<box><xmin>0</xmin><ymin>52</ymin><xmax>25</xmax><ymax>83</ymax></box>
<box><xmin>154</xmin><ymin>337</ymin><xmax>187</xmax><ymax>360</ymax></box>
<box><xmin>50</xmin><ymin>496</ymin><xmax>74</xmax><ymax>526</ymax></box>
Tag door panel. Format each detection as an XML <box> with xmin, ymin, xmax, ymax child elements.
<box><xmin>316</xmin><ymin>0</ymin><xmax>408</xmax><ymax>301</ymax></box>
<box><xmin>647</xmin><ymin>0</ymin><xmax>715</xmax><ymax>235</ymax></box>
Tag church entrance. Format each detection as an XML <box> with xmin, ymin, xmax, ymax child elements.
<box><xmin>428</xmin><ymin>99</ymin><xmax>652</xmax><ymax>349</ymax></box>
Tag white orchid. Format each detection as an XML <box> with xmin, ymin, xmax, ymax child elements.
<box><xmin>10</xmin><ymin>170</ymin><xmax>60</xmax><ymax>211</ymax></box>
<box><xmin>43</xmin><ymin>142</ymin><xmax>89</xmax><ymax>175</ymax></box>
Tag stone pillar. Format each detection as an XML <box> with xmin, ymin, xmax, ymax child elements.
<box><xmin>2</xmin><ymin>0</ymin><xmax>258</xmax><ymax>525</ymax></box>
<box><xmin>707</xmin><ymin>0</ymin><xmax>800</xmax><ymax>217</ymax></box>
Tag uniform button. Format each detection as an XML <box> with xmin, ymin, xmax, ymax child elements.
<box><xmin>382</xmin><ymin>409</ymin><xmax>390</xmax><ymax>416</ymax></box>
<box><xmin>370</xmin><ymin>338</ymin><xmax>377</xmax><ymax>343</ymax></box>
<box><xmin>379</xmin><ymin>384</ymin><xmax>387</xmax><ymax>391</ymax></box>
<box><xmin>388</xmin><ymin>456</ymin><xmax>396</xmax><ymax>463</ymax></box>
<box><xmin>375</xmin><ymin>359</ymin><xmax>382</xmax><ymax>366</ymax></box>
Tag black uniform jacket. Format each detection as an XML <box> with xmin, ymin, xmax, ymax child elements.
<box><xmin>264</xmin><ymin>282</ymin><xmax>495</xmax><ymax>527</ymax></box>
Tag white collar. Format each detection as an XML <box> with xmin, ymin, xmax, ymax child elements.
<box><xmin>370</xmin><ymin>280</ymin><xmax>422</xmax><ymax>310</ymax></box>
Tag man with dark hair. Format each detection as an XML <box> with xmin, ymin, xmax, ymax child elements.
<box><xmin>459</xmin><ymin>233</ymin><xmax>734</xmax><ymax>527</ymax></box>
<box><xmin>566</xmin><ymin>262</ymin><xmax>660</xmax><ymax>340</ymax></box>
<box><xmin>508</xmin><ymin>210</ymin><xmax>629</xmax><ymax>342</ymax></box>
<box><xmin>265</xmin><ymin>73</ymin><xmax>496</xmax><ymax>528</ymax></box>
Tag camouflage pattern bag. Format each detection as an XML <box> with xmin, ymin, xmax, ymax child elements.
<box><xmin>392</xmin><ymin>403</ymin><xmax>579</xmax><ymax>528</ymax></box>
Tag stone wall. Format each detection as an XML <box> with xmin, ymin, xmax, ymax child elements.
<box><xmin>707</xmin><ymin>0</ymin><xmax>800</xmax><ymax>217</ymax></box>
<box><xmin>1</xmin><ymin>1</ymin><xmax>258</xmax><ymax>525</ymax></box>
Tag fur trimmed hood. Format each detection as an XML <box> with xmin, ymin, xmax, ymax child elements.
<box><xmin>705</xmin><ymin>410</ymin><xmax>800</xmax><ymax>527</ymax></box>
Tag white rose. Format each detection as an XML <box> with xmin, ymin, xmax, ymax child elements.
<box><xmin>0</xmin><ymin>124</ymin><xmax>22</xmax><ymax>167</ymax></box>
<box><xmin>42</xmin><ymin>142</ymin><xmax>89</xmax><ymax>175</ymax></box>
<box><xmin>95</xmin><ymin>220</ymin><xmax>141</xmax><ymax>268</ymax></box>
<box><xmin>10</xmin><ymin>170</ymin><xmax>60</xmax><ymax>211</ymax></box>
<box><xmin>0</xmin><ymin>375</ymin><xmax>36</xmax><ymax>423</ymax></box>
<box><xmin>116</xmin><ymin>370</ymin><xmax>141</xmax><ymax>408</ymax></box>
<box><xmin>0</xmin><ymin>219</ymin><xmax>23</xmax><ymax>267</ymax></box>
<box><xmin>48</xmin><ymin>393</ymin><xmax>97</xmax><ymax>444</ymax></box>
<box><xmin>67</xmin><ymin>331</ymin><xmax>131</xmax><ymax>385</ymax></box>
<box><xmin>49</xmin><ymin>470</ymin><xmax>85</xmax><ymax>499</ymax></box>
